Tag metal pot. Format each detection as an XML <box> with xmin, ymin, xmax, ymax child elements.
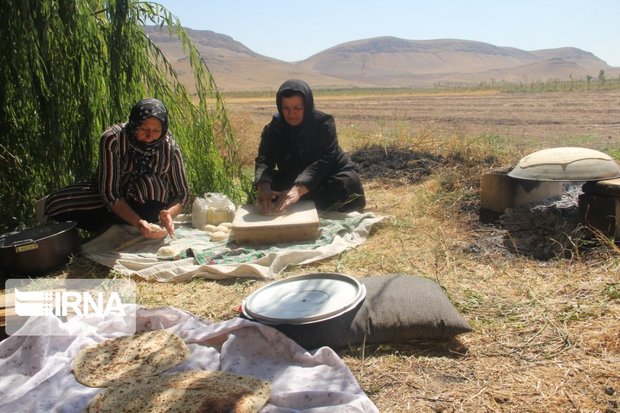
<box><xmin>0</xmin><ymin>221</ymin><xmax>81</xmax><ymax>277</ymax></box>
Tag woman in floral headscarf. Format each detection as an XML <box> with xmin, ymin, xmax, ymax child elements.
<box><xmin>44</xmin><ymin>98</ymin><xmax>189</xmax><ymax>239</ymax></box>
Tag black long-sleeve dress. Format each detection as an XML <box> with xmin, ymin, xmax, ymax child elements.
<box><xmin>254</xmin><ymin>79</ymin><xmax>365</xmax><ymax>212</ymax></box>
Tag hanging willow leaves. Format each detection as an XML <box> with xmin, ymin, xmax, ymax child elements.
<box><xmin>0</xmin><ymin>0</ymin><xmax>252</xmax><ymax>232</ymax></box>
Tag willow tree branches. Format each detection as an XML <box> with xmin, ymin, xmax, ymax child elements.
<box><xmin>0</xmin><ymin>0</ymin><xmax>251</xmax><ymax>231</ymax></box>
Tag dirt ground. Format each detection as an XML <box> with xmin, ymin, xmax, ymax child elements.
<box><xmin>8</xmin><ymin>89</ymin><xmax>619</xmax><ymax>412</ymax></box>
<box><xmin>227</xmin><ymin>88</ymin><xmax>620</xmax><ymax>260</ymax></box>
<box><xmin>224</xmin><ymin>89</ymin><xmax>620</xmax><ymax>157</ymax></box>
<box><xmin>222</xmin><ymin>88</ymin><xmax>620</xmax><ymax>412</ymax></box>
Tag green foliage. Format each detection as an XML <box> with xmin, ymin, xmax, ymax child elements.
<box><xmin>457</xmin><ymin>289</ymin><xmax>485</xmax><ymax>313</ymax></box>
<box><xmin>604</xmin><ymin>282</ymin><xmax>620</xmax><ymax>300</ymax></box>
<box><xmin>602</xmin><ymin>146</ymin><xmax>620</xmax><ymax>160</ymax></box>
<box><xmin>0</xmin><ymin>0</ymin><xmax>252</xmax><ymax>232</ymax></box>
<box><xmin>433</xmin><ymin>77</ymin><xmax>620</xmax><ymax>93</ymax></box>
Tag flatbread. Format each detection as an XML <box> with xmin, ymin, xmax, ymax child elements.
<box><xmin>73</xmin><ymin>330</ymin><xmax>189</xmax><ymax>387</ymax></box>
<box><xmin>88</xmin><ymin>370</ymin><xmax>271</xmax><ymax>413</ymax></box>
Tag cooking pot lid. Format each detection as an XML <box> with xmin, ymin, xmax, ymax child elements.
<box><xmin>0</xmin><ymin>221</ymin><xmax>77</xmax><ymax>248</ymax></box>
<box><xmin>242</xmin><ymin>273</ymin><xmax>366</xmax><ymax>325</ymax></box>
<box><xmin>507</xmin><ymin>147</ymin><xmax>620</xmax><ymax>181</ymax></box>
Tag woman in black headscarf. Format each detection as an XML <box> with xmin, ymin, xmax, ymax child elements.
<box><xmin>254</xmin><ymin>79</ymin><xmax>365</xmax><ymax>215</ymax></box>
<box><xmin>44</xmin><ymin>98</ymin><xmax>189</xmax><ymax>238</ymax></box>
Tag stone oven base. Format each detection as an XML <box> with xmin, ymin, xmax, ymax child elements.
<box><xmin>480</xmin><ymin>169</ymin><xmax>620</xmax><ymax>242</ymax></box>
<box><xmin>579</xmin><ymin>178</ymin><xmax>620</xmax><ymax>240</ymax></box>
<box><xmin>480</xmin><ymin>167</ymin><xmax>564</xmax><ymax>215</ymax></box>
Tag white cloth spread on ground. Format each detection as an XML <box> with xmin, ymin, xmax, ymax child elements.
<box><xmin>82</xmin><ymin>211</ymin><xmax>383</xmax><ymax>281</ymax></box>
<box><xmin>0</xmin><ymin>306</ymin><xmax>378</xmax><ymax>413</ymax></box>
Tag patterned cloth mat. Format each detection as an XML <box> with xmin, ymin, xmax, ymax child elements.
<box><xmin>82</xmin><ymin>211</ymin><xmax>384</xmax><ymax>281</ymax></box>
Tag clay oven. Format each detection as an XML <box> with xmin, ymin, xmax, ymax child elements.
<box><xmin>481</xmin><ymin>147</ymin><xmax>620</xmax><ymax>241</ymax></box>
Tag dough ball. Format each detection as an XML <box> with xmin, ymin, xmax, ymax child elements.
<box><xmin>210</xmin><ymin>231</ymin><xmax>229</xmax><ymax>242</ymax></box>
<box><xmin>148</xmin><ymin>223</ymin><xmax>163</xmax><ymax>231</ymax></box>
<box><xmin>201</xmin><ymin>224</ymin><xmax>217</xmax><ymax>232</ymax></box>
<box><xmin>218</xmin><ymin>222</ymin><xmax>233</xmax><ymax>229</ymax></box>
<box><xmin>157</xmin><ymin>246</ymin><xmax>177</xmax><ymax>257</ymax></box>
<box><xmin>215</xmin><ymin>224</ymin><xmax>231</xmax><ymax>233</ymax></box>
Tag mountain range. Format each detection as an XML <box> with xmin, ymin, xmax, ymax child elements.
<box><xmin>144</xmin><ymin>26</ymin><xmax>620</xmax><ymax>92</ymax></box>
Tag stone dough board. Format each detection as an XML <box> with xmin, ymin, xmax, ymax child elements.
<box><xmin>232</xmin><ymin>201</ymin><xmax>320</xmax><ymax>245</ymax></box>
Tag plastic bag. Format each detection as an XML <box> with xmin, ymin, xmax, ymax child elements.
<box><xmin>191</xmin><ymin>193</ymin><xmax>236</xmax><ymax>228</ymax></box>
<box><xmin>191</xmin><ymin>196</ymin><xmax>209</xmax><ymax>229</ymax></box>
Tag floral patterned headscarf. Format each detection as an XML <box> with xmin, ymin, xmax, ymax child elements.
<box><xmin>126</xmin><ymin>98</ymin><xmax>168</xmax><ymax>151</ymax></box>
<box><xmin>125</xmin><ymin>98</ymin><xmax>169</xmax><ymax>176</ymax></box>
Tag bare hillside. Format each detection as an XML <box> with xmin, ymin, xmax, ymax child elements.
<box><xmin>300</xmin><ymin>38</ymin><xmax>614</xmax><ymax>87</ymax></box>
<box><xmin>145</xmin><ymin>27</ymin><xmax>352</xmax><ymax>91</ymax></box>
<box><xmin>144</xmin><ymin>27</ymin><xmax>620</xmax><ymax>91</ymax></box>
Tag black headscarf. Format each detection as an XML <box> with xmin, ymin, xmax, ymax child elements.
<box><xmin>275</xmin><ymin>79</ymin><xmax>315</xmax><ymax>128</ymax></box>
<box><xmin>125</xmin><ymin>98</ymin><xmax>168</xmax><ymax>175</ymax></box>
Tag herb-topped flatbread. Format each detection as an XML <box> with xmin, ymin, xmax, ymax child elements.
<box><xmin>87</xmin><ymin>370</ymin><xmax>272</xmax><ymax>413</ymax></box>
<box><xmin>73</xmin><ymin>330</ymin><xmax>189</xmax><ymax>387</ymax></box>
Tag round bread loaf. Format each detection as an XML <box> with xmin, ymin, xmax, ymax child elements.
<box><xmin>87</xmin><ymin>370</ymin><xmax>271</xmax><ymax>413</ymax></box>
<box><xmin>73</xmin><ymin>330</ymin><xmax>189</xmax><ymax>387</ymax></box>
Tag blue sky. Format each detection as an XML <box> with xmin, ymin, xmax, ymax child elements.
<box><xmin>154</xmin><ymin>0</ymin><xmax>620</xmax><ymax>67</ymax></box>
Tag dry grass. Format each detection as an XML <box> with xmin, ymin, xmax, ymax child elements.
<box><xmin>13</xmin><ymin>89</ymin><xmax>620</xmax><ymax>412</ymax></box>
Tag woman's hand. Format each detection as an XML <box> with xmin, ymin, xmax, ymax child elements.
<box><xmin>256</xmin><ymin>182</ymin><xmax>280</xmax><ymax>215</ymax></box>
<box><xmin>159</xmin><ymin>209</ymin><xmax>175</xmax><ymax>238</ymax></box>
<box><xmin>137</xmin><ymin>219</ymin><xmax>168</xmax><ymax>239</ymax></box>
<box><xmin>112</xmin><ymin>199</ymin><xmax>167</xmax><ymax>239</ymax></box>
<box><xmin>272</xmin><ymin>184</ymin><xmax>309</xmax><ymax>214</ymax></box>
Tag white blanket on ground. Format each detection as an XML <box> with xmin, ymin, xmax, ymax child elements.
<box><xmin>0</xmin><ymin>306</ymin><xmax>378</xmax><ymax>413</ymax></box>
<box><xmin>81</xmin><ymin>211</ymin><xmax>383</xmax><ymax>282</ymax></box>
